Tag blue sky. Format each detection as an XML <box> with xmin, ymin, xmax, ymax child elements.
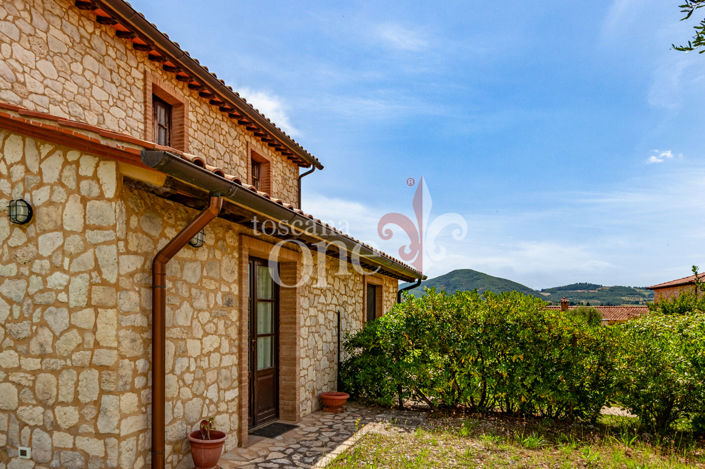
<box><xmin>132</xmin><ymin>0</ymin><xmax>705</xmax><ymax>288</ymax></box>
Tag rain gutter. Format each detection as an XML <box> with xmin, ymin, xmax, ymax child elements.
<box><xmin>141</xmin><ymin>150</ymin><xmax>422</xmax><ymax>283</ymax></box>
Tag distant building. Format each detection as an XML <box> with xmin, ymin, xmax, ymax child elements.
<box><xmin>648</xmin><ymin>274</ymin><xmax>702</xmax><ymax>302</ymax></box>
<box><xmin>547</xmin><ymin>297</ymin><xmax>648</xmax><ymax>325</ymax></box>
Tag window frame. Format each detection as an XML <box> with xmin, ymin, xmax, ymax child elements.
<box><xmin>363</xmin><ymin>276</ymin><xmax>384</xmax><ymax>323</ymax></box>
<box><xmin>249</xmin><ymin>149</ymin><xmax>271</xmax><ymax>193</ymax></box>
<box><xmin>144</xmin><ymin>71</ymin><xmax>189</xmax><ymax>151</ymax></box>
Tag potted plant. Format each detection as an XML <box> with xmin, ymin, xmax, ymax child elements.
<box><xmin>187</xmin><ymin>417</ymin><xmax>227</xmax><ymax>469</ymax></box>
<box><xmin>319</xmin><ymin>391</ymin><xmax>350</xmax><ymax>413</ymax></box>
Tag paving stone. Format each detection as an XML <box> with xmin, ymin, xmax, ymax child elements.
<box><xmin>219</xmin><ymin>403</ymin><xmax>426</xmax><ymax>468</ymax></box>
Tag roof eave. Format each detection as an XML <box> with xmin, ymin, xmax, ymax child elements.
<box><xmin>141</xmin><ymin>150</ymin><xmax>421</xmax><ymax>282</ymax></box>
<box><xmin>92</xmin><ymin>0</ymin><xmax>323</xmax><ymax>170</ymax></box>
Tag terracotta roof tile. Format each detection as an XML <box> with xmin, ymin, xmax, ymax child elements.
<box><xmin>546</xmin><ymin>305</ymin><xmax>648</xmax><ymax>322</ymax></box>
<box><xmin>648</xmin><ymin>274</ymin><xmax>701</xmax><ymax>290</ymax></box>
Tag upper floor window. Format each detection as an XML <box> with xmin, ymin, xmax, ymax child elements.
<box><xmin>250</xmin><ymin>151</ymin><xmax>271</xmax><ymax>193</ymax></box>
<box><xmin>153</xmin><ymin>95</ymin><xmax>172</xmax><ymax>146</ymax></box>
<box><xmin>145</xmin><ymin>72</ymin><xmax>188</xmax><ymax>151</ymax></box>
<box><xmin>252</xmin><ymin>159</ymin><xmax>262</xmax><ymax>190</ymax></box>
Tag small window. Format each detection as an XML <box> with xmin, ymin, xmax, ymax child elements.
<box><xmin>249</xmin><ymin>151</ymin><xmax>271</xmax><ymax>193</ymax></box>
<box><xmin>252</xmin><ymin>159</ymin><xmax>262</xmax><ymax>190</ymax></box>
<box><xmin>153</xmin><ymin>96</ymin><xmax>172</xmax><ymax>146</ymax></box>
<box><xmin>366</xmin><ymin>284</ymin><xmax>378</xmax><ymax>322</ymax></box>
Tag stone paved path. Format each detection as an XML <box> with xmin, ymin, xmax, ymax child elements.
<box><xmin>219</xmin><ymin>403</ymin><xmax>427</xmax><ymax>468</ymax></box>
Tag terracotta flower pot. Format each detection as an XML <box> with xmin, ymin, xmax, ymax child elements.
<box><xmin>188</xmin><ymin>430</ymin><xmax>227</xmax><ymax>469</ymax></box>
<box><xmin>319</xmin><ymin>391</ymin><xmax>350</xmax><ymax>413</ymax></box>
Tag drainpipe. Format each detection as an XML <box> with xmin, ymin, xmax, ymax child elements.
<box><xmin>151</xmin><ymin>195</ymin><xmax>223</xmax><ymax>469</ymax></box>
<box><xmin>397</xmin><ymin>277</ymin><xmax>422</xmax><ymax>303</ymax></box>
<box><xmin>297</xmin><ymin>166</ymin><xmax>315</xmax><ymax>208</ymax></box>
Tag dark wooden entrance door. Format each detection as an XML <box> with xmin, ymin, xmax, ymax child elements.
<box><xmin>248</xmin><ymin>258</ymin><xmax>279</xmax><ymax>428</ymax></box>
<box><xmin>366</xmin><ymin>284</ymin><xmax>378</xmax><ymax>322</ymax></box>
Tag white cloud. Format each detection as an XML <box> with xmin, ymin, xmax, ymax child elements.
<box><xmin>646</xmin><ymin>149</ymin><xmax>681</xmax><ymax>164</ymax></box>
<box><xmin>647</xmin><ymin>59</ymin><xmax>691</xmax><ymax>110</ymax></box>
<box><xmin>237</xmin><ymin>88</ymin><xmax>300</xmax><ymax>137</ymax></box>
<box><xmin>601</xmin><ymin>0</ymin><xmax>640</xmax><ymax>38</ymax></box>
<box><xmin>303</xmin><ymin>165</ymin><xmax>705</xmax><ymax>288</ymax></box>
<box><xmin>374</xmin><ymin>23</ymin><xmax>428</xmax><ymax>52</ymax></box>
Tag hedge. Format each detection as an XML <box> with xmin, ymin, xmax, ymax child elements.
<box><xmin>341</xmin><ymin>289</ymin><xmax>616</xmax><ymax>421</ymax></box>
<box><xmin>341</xmin><ymin>288</ymin><xmax>705</xmax><ymax>433</ymax></box>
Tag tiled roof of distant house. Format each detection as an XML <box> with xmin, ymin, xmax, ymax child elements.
<box><xmin>546</xmin><ymin>305</ymin><xmax>648</xmax><ymax>323</ymax></box>
<box><xmin>648</xmin><ymin>274</ymin><xmax>701</xmax><ymax>290</ymax></box>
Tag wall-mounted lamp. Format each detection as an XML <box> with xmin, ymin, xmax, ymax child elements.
<box><xmin>9</xmin><ymin>199</ymin><xmax>33</xmax><ymax>225</ymax></box>
<box><xmin>188</xmin><ymin>229</ymin><xmax>205</xmax><ymax>248</ymax></box>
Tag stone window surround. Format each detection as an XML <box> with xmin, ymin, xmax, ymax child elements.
<box><xmin>237</xmin><ymin>235</ymin><xmax>300</xmax><ymax>446</ymax></box>
<box><xmin>144</xmin><ymin>70</ymin><xmax>189</xmax><ymax>151</ymax></box>
<box><xmin>363</xmin><ymin>275</ymin><xmax>384</xmax><ymax>322</ymax></box>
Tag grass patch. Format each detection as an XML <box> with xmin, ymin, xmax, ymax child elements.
<box><xmin>325</xmin><ymin>412</ymin><xmax>705</xmax><ymax>468</ymax></box>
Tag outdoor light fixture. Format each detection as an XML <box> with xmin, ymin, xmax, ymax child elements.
<box><xmin>188</xmin><ymin>229</ymin><xmax>205</xmax><ymax>248</ymax></box>
<box><xmin>8</xmin><ymin>199</ymin><xmax>33</xmax><ymax>225</ymax></box>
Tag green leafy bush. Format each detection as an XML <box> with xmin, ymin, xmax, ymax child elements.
<box><xmin>341</xmin><ymin>289</ymin><xmax>616</xmax><ymax>421</ymax></box>
<box><xmin>613</xmin><ymin>313</ymin><xmax>705</xmax><ymax>434</ymax></box>
<box><xmin>648</xmin><ymin>291</ymin><xmax>705</xmax><ymax>315</ymax></box>
<box><xmin>566</xmin><ymin>306</ymin><xmax>603</xmax><ymax>327</ymax></box>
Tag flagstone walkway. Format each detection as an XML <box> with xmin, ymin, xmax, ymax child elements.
<box><xmin>219</xmin><ymin>403</ymin><xmax>427</xmax><ymax>468</ymax></box>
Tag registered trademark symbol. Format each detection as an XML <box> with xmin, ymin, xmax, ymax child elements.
<box><xmin>406</xmin><ymin>177</ymin><xmax>416</xmax><ymax>187</ymax></box>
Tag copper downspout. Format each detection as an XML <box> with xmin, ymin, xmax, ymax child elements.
<box><xmin>151</xmin><ymin>195</ymin><xmax>223</xmax><ymax>469</ymax></box>
<box><xmin>297</xmin><ymin>166</ymin><xmax>315</xmax><ymax>209</ymax></box>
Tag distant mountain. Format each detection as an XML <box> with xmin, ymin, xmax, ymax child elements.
<box><xmin>405</xmin><ymin>269</ymin><xmax>653</xmax><ymax>305</ymax></box>
<box><xmin>406</xmin><ymin>269</ymin><xmax>540</xmax><ymax>298</ymax></box>
<box><xmin>543</xmin><ymin>283</ymin><xmax>602</xmax><ymax>292</ymax></box>
<box><xmin>538</xmin><ymin>284</ymin><xmax>653</xmax><ymax>306</ymax></box>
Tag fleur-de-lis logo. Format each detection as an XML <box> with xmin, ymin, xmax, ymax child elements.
<box><xmin>377</xmin><ymin>177</ymin><xmax>467</xmax><ymax>273</ymax></box>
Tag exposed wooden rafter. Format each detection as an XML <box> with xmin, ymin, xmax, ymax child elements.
<box><xmin>75</xmin><ymin>0</ymin><xmax>321</xmax><ymax>168</ymax></box>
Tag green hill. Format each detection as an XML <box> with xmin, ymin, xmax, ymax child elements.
<box><xmin>538</xmin><ymin>284</ymin><xmax>653</xmax><ymax>306</ymax></box>
<box><xmin>406</xmin><ymin>269</ymin><xmax>540</xmax><ymax>298</ymax></box>
<box><xmin>405</xmin><ymin>269</ymin><xmax>653</xmax><ymax>305</ymax></box>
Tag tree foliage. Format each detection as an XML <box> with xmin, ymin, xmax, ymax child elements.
<box><xmin>673</xmin><ymin>1</ymin><xmax>705</xmax><ymax>53</ymax></box>
<box><xmin>614</xmin><ymin>313</ymin><xmax>705</xmax><ymax>434</ymax></box>
<box><xmin>565</xmin><ymin>306</ymin><xmax>603</xmax><ymax>327</ymax></box>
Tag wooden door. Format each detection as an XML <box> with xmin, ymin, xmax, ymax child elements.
<box><xmin>248</xmin><ymin>258</ymin><xmax>279</xmax><ymax>428</ymax></box>
<box><xmin>366</xmin><ymin>284</ymin><xmax>378</xmax><ymax>322</ymax></box>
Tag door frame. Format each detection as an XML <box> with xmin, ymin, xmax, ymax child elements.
<box><xmin>238</xmin><ymin>235</ymin><xmax>301</xmax><ymax>447</ymax></box>
<box><xmin>248</xmin><ymin>256</ymin><xmax>280</xmax><ymax>429</ymax></box>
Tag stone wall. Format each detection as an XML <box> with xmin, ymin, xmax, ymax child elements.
<box><xmin>297</xmin><ymin>253</ymin><xmax>398</xmax><ymax>416</ymax></box>
<box><xmin>0</xmin><ymin>133</ymin><xmax>400</xmax><ymax>468</ymax></box>
<box><xmin>0</xmin><ymin>130</ymin><xmax>122</xmax><ymax>468</ymax></box>
<box><xmin>116</xmin><ymin>187</ymin><xmax>243</xmax><ymax>469</ymax></box>
<box><xmin>0</xmin><ymin>0</ymin><xmax>301</xmax><ymax>206</ymax></box>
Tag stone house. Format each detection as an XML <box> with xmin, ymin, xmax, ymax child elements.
<box><xmin>0</xmin><ymin>1</ymin><xmax>423</xmax><ymax>468</ymax></box>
